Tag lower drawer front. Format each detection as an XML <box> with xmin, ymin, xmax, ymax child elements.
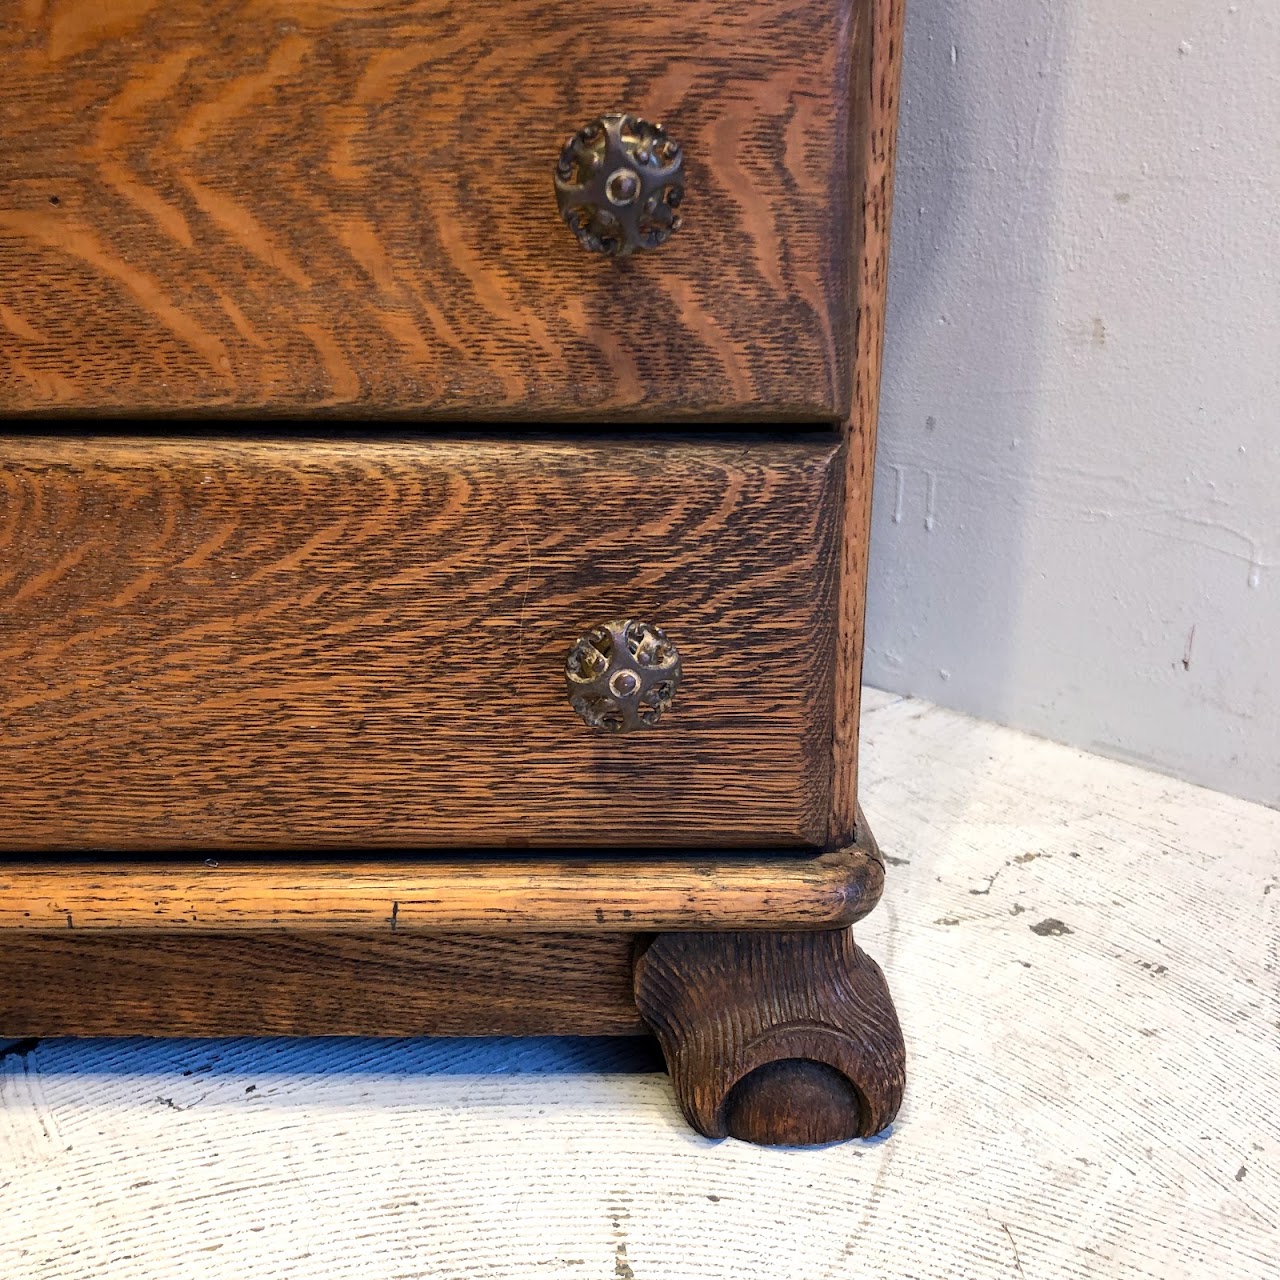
<box><xmin>0</xmin><ymin>434</ymin><xmax>841</xmax><ymax>851</ymax></box>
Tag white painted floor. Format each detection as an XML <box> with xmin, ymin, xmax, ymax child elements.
<box><xmin>2</xmin><ymin>690</ymin><xmax>1277</xmax><ymax>1280</ymax></box>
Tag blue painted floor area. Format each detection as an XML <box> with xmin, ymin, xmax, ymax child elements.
<box><xmin>3</xmin><ymin>1034</ymin><xmax>666</xmax><ymax>1080</ymax></box>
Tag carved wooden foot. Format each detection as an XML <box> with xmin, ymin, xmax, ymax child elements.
<box><xmin>634</xmin><ymin>928</ymin><xmax>905</xmax><ymax>1145</ymax></box>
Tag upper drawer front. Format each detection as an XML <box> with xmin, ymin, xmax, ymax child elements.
<box><xmin>0</xmin><ymin>1</ymin><xmax>859</xmax><ymax>420</ymax></box>
<box><xmin>0</xmin><ymin>434</ymin><xmax>840</xmax><ymax>851</ymax></box>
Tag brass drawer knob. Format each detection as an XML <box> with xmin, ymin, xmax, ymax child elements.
<box><xmin>554</xmin><ymin>114</ymin><xmax>685</xmax><ymax>257</ymax></box>
<box><xmin>565</xmin><ymin>619</ymin><xmax>682</xmax><ymax>732</ymax></box>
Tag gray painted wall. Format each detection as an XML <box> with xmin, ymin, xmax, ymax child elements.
<box><xmin>865</xmin><ymin>1</ymin><xmax>1279</xmax><ymax>806</ymax></box>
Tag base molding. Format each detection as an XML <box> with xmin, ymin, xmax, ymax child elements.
<box><xmin>0</xmin><ymin>835</ymin><xmax>881</xmax><ymax>934</ymax></box>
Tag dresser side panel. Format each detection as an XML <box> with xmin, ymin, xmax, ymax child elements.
<box><xmin>832</xmin><ymin>0</ymin><xmax>906</xmax><ymax>843</ymax></box>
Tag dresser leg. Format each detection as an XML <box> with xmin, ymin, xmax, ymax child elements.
<box><xmin>633</xmin><ymin>928</ymin><xmax>905</xmax><ymax>1145</ymax></box>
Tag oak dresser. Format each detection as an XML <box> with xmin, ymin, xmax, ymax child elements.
<box><xmin>0</xmin><ymin>0</ymin><xmax>907</xmax><ymax>1146</ymax></box>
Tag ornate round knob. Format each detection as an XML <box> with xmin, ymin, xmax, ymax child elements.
<box><xmin>554</xmin><ymin>114</ymin><xmax>685</xmax><ymax>257</ymax></box>
<box><xmin>565</xmin><ymin>619</ymin><xmax>682</xmax><ymax>732</ymax></box>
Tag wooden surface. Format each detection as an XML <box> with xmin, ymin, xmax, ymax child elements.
<box><xmin>0</xmin><ymin>433</ymin><xmax>840</xmax><ymax>850</ymax></box>
<box><xmin>5</xmin><ymin>690</ymin><xmax>1278</xmax><ymax>1276</ymax></box>
<box><xmin>0</xmin><ymin>0</ymin><xmax>862</xmax><ymax>420</ymax></box>
<box><xmin>634</xmin><ymin>928</ymin><xmax>905</xmax><ymax>1143</ymax></box>
<box><xmin>0</xmin><ymin>836</ymin><xmax>883</xmax><ymax>933</ymax></box>
<box><xmin>0</xmin><ymin>931</ymin><xmax>645</xmax><ymax>1037</ymax></box>
<box><xmin>831</xmin><ymin>0</ymin><xmax>905</xmax><ymax>843</ymax></box>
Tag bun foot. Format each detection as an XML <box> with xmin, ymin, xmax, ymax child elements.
<box><xmin>634</xmin><ymin>929</ymin><xmax>905</xmax><ymax>1145</ymax></box>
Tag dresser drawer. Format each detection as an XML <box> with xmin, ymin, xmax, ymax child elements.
<box><xmin>0</xmin><ymin>0</ymin><xmax>863</xmax><ymax>420</ymax></box>
<box><xmin>0</xmin><ymin>433</ymin><xmax>842</xmax><ymax>851</ymax></box>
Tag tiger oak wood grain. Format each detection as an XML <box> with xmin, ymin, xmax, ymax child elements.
<box><xmin>0</xmin><ymin>433</ymin><xmax>840</xmax><ymax>850</ymax></box>
<box><xmin>0</xmin><ymin>0</ymin><xmax>862</xmax><ymax>420</ymax></box>
<box><xmin>0</xmin><ymin>930</ymin><xmax>647</xmax><ymax>1036</ymax></box>
<box><xmin>0</xmin><ymin>833</ymin><xmax>884</xmax><ymax>931</ymax></box>
<box><xmin>832</xmin><ymin>0</ymin><xmax>905</xmax><ymax>844</ymax></box>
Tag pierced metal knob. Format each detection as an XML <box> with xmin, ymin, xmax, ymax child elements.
<box><xmin>554</xmin><ymin>114</ymin><xmax>685</xmax><ymax>257</ymax></box>
<box><xmin>565</xmin><ymin>619</ymin><xmax>682</xmax><ymax>732</ymax></box>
